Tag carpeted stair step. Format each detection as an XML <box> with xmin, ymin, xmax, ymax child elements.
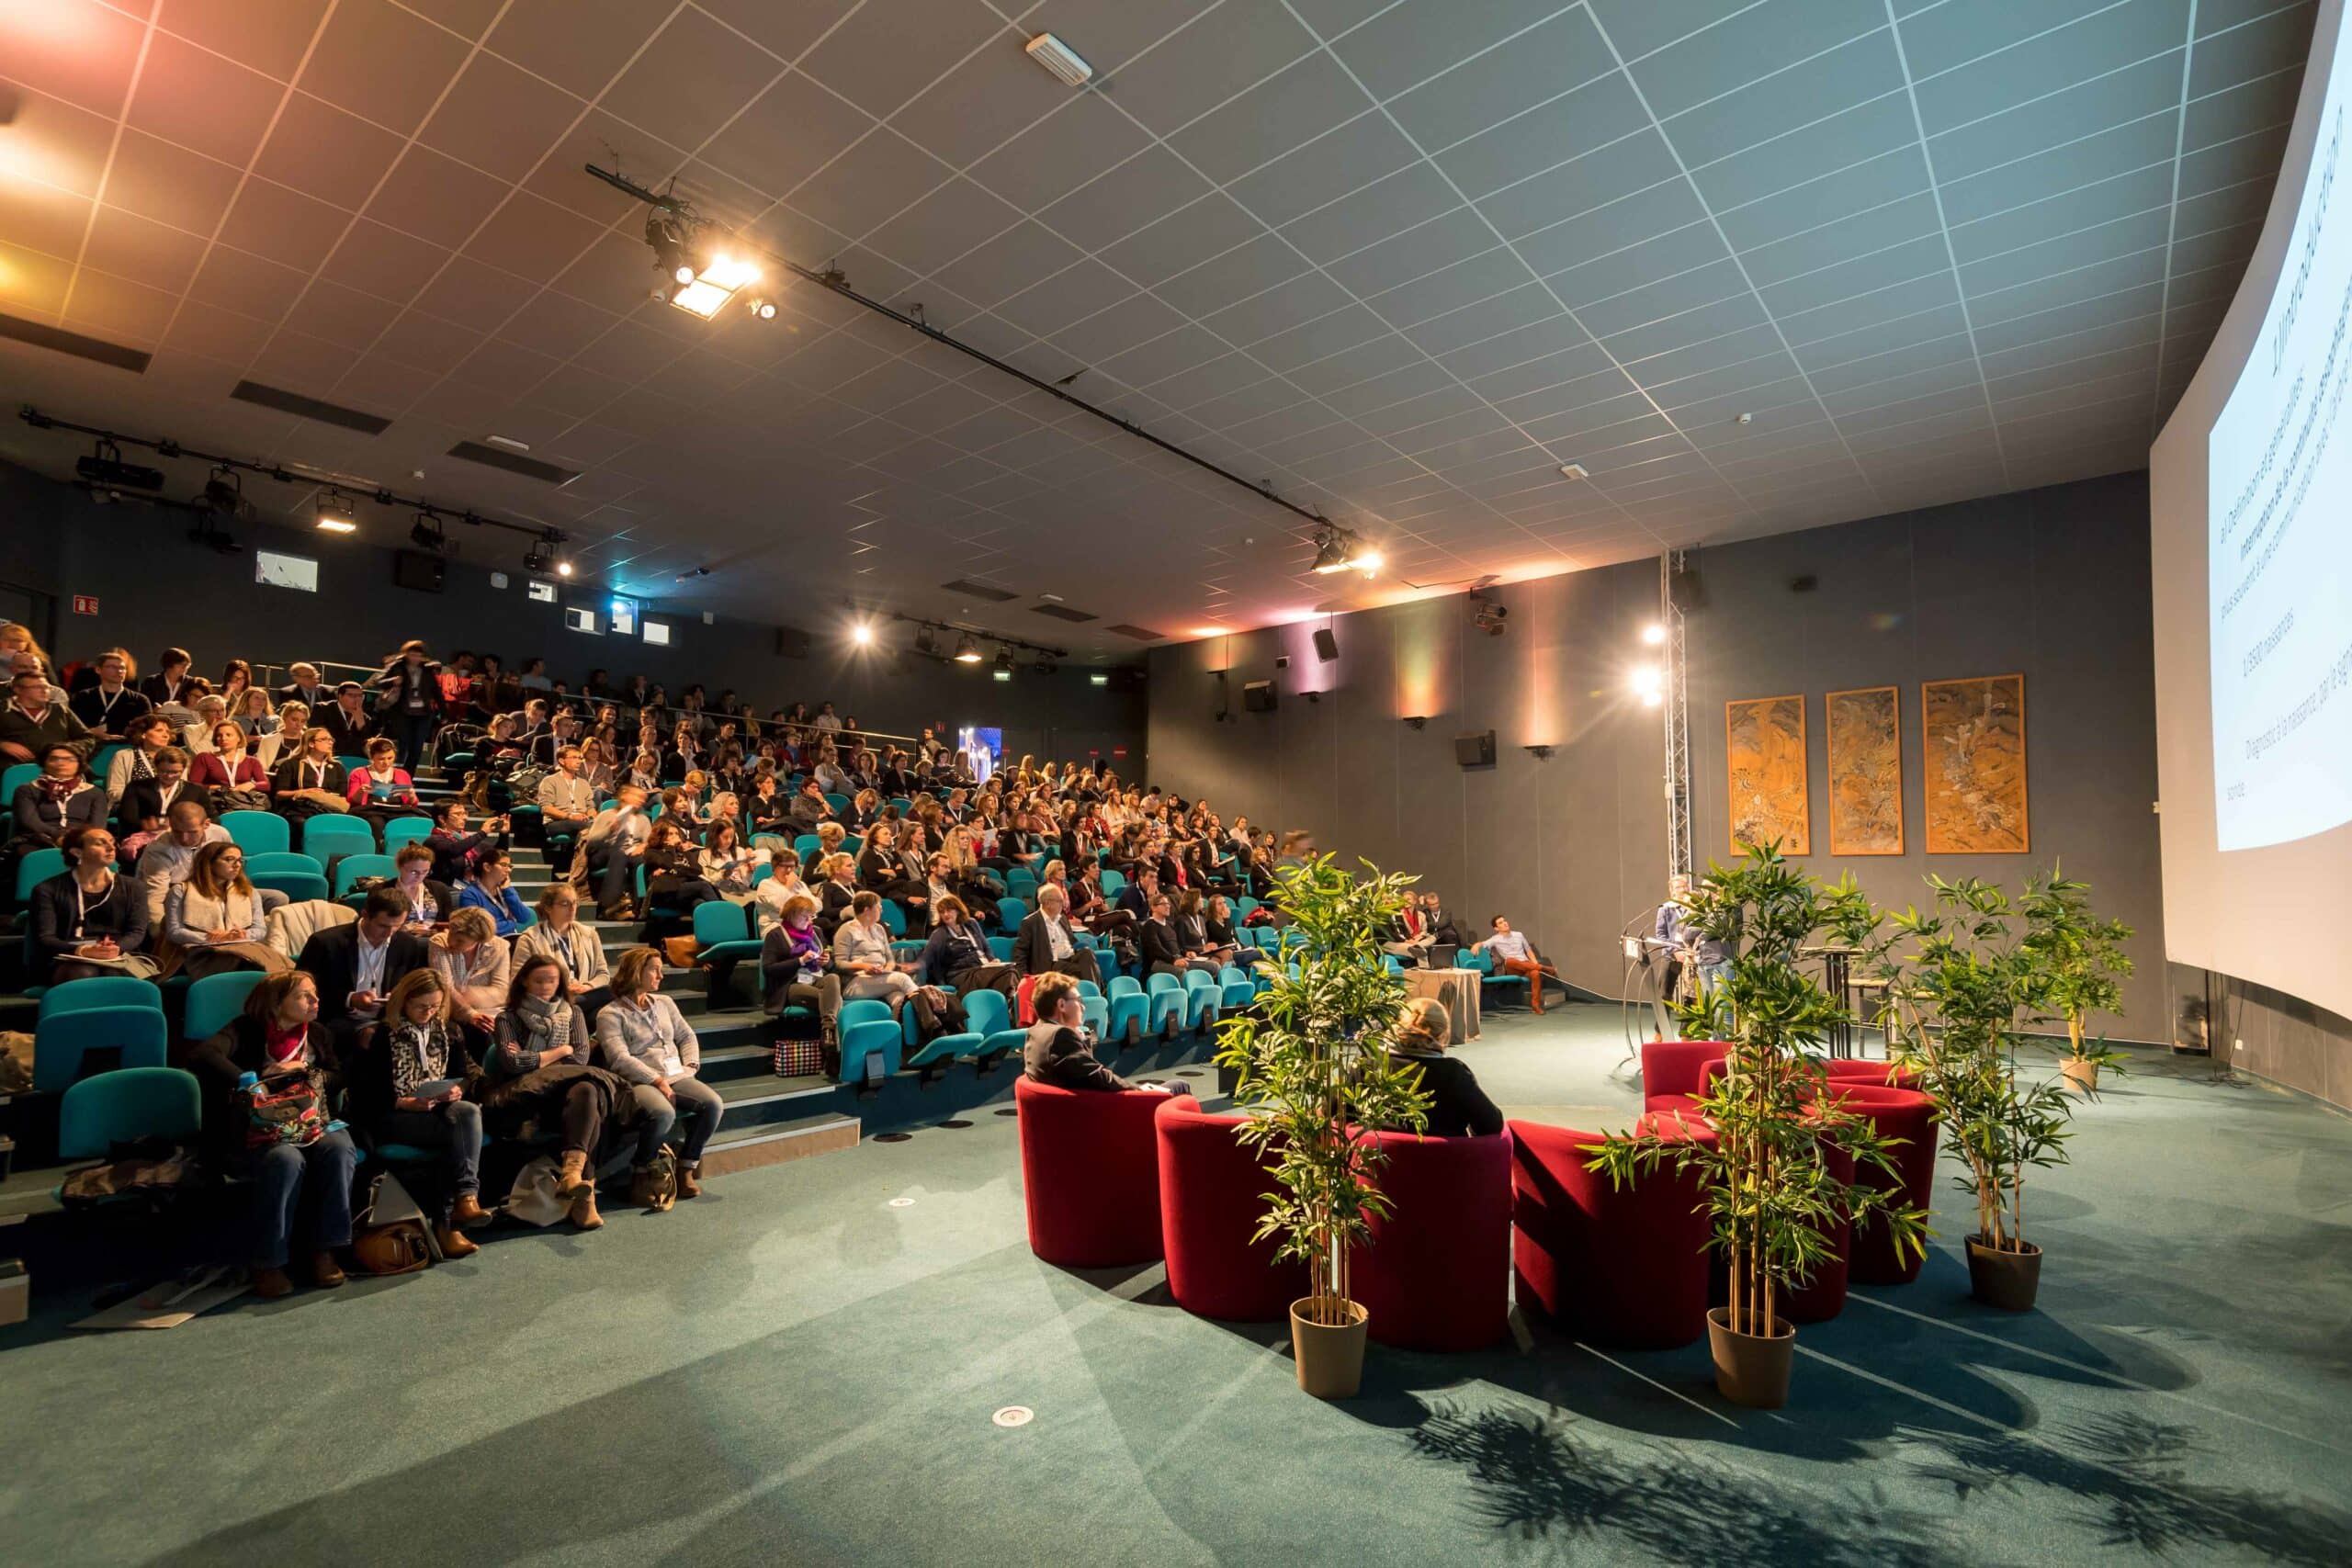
<box><xmin>697</xmin><ymin>1108</ymin><xmax>858</xmax><ymax>1178</ymax></box>
<box><xmin>710</xmin><ymin>1073</ymin><xmax>838</xmax><ymax>1134</ymax></box>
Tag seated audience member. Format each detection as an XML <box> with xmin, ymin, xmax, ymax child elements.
<box><xmin>1381</xmin><ymin>897</ymin><xmax>1438</xmax><ymax>967</ymax></box>
<box><xmin>1381</xmin><ymin>998</ymin><xmax>1503</xmax><ymax>1137</ymax></box>
<box><xmin>13</xmin><ymin>739</ymin><xmax>107</xmax><ymax>852</ymax></box>
<box><xmin>1139</xmin><ymin>891</ymin><xmax>1205</xmax><ymax>979</ymax></box>
<box><xmin>537</xmin><ymin>745</ymin><xmax>598</xmax><ymax>857</ymax></box>
<box><xmin>69</xmin><ymin>648</ymin><xmax>151</xmax><ymax>742</ymax></box>
<box><xmin>181</xmin><ymin>694</ymin><xmax>230</xmax><ymax>755</ymax></box>
<box><xmin>697</xmin><ymin>818</ymin><xmax>760</xmax><ymax>905</ymax></box>
<box><xmin>1115</xmin><ymin>865</ymin><xmax>1159</xmax><ymax>922</ymax></box>
<box><xmin>271</xmin><ymin>727</ymin><xmax>349</xmax><ymax>825</ymax></box>
<box><xmin>1203</xmin><ymin>893</ymin><xmax>1241</xmax><ymax>957</ymax></box>
<box><xmin>136</xmin><ymin>798</ymin><xmax>230</xmax><ymax>922</ymax></box>
<box><xmin>162</xmin><ymin>840</ymin><xmax>285</xmax><ymax>978</ymax></box>
<box><xmin>1012</xmin><ymin>885</ymin><xmax>1102</xmax><ymax>987</ymax></box>
<box><xmin>834</xmin><ymin>889</ymin><xmax>965</xmax><ymax>1041</ymax></box>
<box><xmin>106</xmin><ymin>712</ymin><xmax>176</xmax><ymax>805</ymax></box>
<box><xmin>1473</xmin><ymin>914</ymin><xmax>1548</xmax><ymax>1014</ymax></box>
<box><xmin>233</xmin><ymin>684</ymin><xmax>278</xmax><ymax>739</ymax></box>
<box><xmin>31</xmin><ymin>825</ymin><xmax>156</xmax><ymax>982</ymax></box>
<box><xmin>389</xmin><ymin>842</ymin><xmax>452</xmax><ymax>931</ymax></box>
<box><xmin>1173</xmin><ymin>888</ymin><xmax>1237</xmax><ymax>969</ymax></box>
<box><xmin>786</xmin><ymin>776</ymin><xmax>831</xmax><ymax>834</ymax></box>
<box><xmin>642</xmin><ymin>817</ymin><xmax>717</xmax><ymax>931</ymax></box>
<box><xmin>187</xmin><ymin>969</ymin><xmax>360</xmax><ymax>1295</ymax></box>
<box><xmin>1</xmin><ymin>664</ymin><xmax>93</xmax><ymax>765</ymax></box>
<box><xmin>596</xmin><ymin>947</ymin><xmax>722</xmax><ymax>1203</ymax></box>
<box><xmin>456</xmin><ymin>846</ymin><xmax>531</xmax><ymax>938</ymax></box>
<box><xmin>191</xmin><ymin>719</ymin><xmax>271</xmax><ymax>808</ymax></box>
<box><xmin>489</xmin><ymin>955</ymin><xmax>629</xmax><ymax>1231</ymax></box>
<box><xmin>299</xmin><ymin>887</ymin><xmax>432</xmax><ymax>1042</ymax></box>
<box><xmin>855</xmin><ymin>820</ymin><xmax>928</xmax><ymax>909</ymax></box>
<box><xmin>319</xmin><ymin>681</ymin><xmax>378</xmax><ymax>758</ymax></box>
<box><xmin>138</xmin><ymin>648</ymin><xmax>193</xmax><ymax>710</ymax></box>
<box><xmin>919</xmin><ymin>894</ymin><xmax>1016</xmax><ymax>998</ymax></box>
<box><xmin>426</xmin><ymin>797</ymin><xmax>509</xmax><ymax>888</ymax></box>
<box><xmin>1022</xmin><ymin>973</ymin><xmax>1185</xmax><ymax>1095</ymax></box>
<box><xmin>118</xmin><ymin>745</ymin><xmax>203</xmax><ymax>857</ymax></box>
<box><xmin>351</xmin><ymin>969</ymin><xmax>489</xmax><ymax>1258</ymax></box>
<box><xmin>581</xmin><ymin>785</ymin><xmax>652</xmax><ymax>919</ymax></box>
<box><xmin>577</xmin><ymin>737</ymin><xmax>618</xmax><ymax>798</ymax></box>
<box><xmin>1419</xmin><ymin>891</ymin><xmax>1464</xmax><ymax>949</ymax></box>
<box><xmin>430</xmin><ymin>905</ymin><xmax>510</xmax><ymax>1030</ymax></box>
<box><xmin>752</xmin><ymin>854</ymin><xmax>810</xmax><ymax>934</ymax></box>
<box><xmin>278</xmin><ymin>660</ymin><xmax>331</xmax><ymax>712</ymax></box>
<box><xmin>801</xmin><ymin>820</ymin><xmax>846</xmax><ymax>881</ymax></box>
<box><xmin>760</xmin><ymin>892</ymin><xmax>842</xmax><ymax>1043</ymax></box>
<box><xmin>345</xmin><ymin>738</ymin><xmax>420</xmax><ymax>830</ymax></box>
<box><xmin>514</xmin><ymin>882</ymin><xmax>611</xmax><ymax>1017</ymax></box>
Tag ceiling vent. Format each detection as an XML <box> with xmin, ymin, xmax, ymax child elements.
<box><xmin>1106</xmin><ymin>623</ymin><xmax>1166</xmax><ymax>641</ymax></box>
<box><xmin>230</xmin><ymin>379</ymin><xmax>391</xmax><ymax>434</ymax></box>
<box><xmin>0</xmin><ymin>314</ymin><xmax>151</xmax><ymax>374</ymax></box>
<box><xmin>1031</xmin><ymin>603</ymin><xmax>1098</xmax><ymax>622</ymax></box>
<box><xmin>940</xmin><ymin>577</ymin><xmax>1019</xmax><ymax>602</ymax></box>
<box><xmin>447</xmin><ymin>440</ymin><xmax>578</xmax><ymax>485</ymax></box>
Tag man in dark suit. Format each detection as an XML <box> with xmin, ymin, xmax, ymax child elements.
<box><xmin>298</xmin><ymin>888</ymin><xmax>430</xmax><ymax>1045</ymax></box>
<box><xmin>1115</xmin><ymin>866</ymin><xmax>1159</xmax><ymax>923</ymax></box>
<box><xmin>277</xmin><ymin>661</ymin><xmax>331</xmax><ymax>712</ymax></box>
<box><xmin>318</xmin><ymin>682</ymin><xmax>379</xmax><ymax>757</ymax></box>
<box><xmin>1023</xmin><ymin>973</ymin><xmax>1182</xmax><ymax>1096</ymax></box>
<box><xmin>1011</xmin><ymin>885</ymin><xmax>1101</xmax><ymax>986</ymax></box>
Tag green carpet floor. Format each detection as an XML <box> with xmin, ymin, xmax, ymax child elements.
<box><xmin>5</xmin><ymin>1004</ymin><xmax>2350</xmax><ymax>1565</ymax></box>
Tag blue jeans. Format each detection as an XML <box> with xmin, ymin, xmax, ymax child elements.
<box><xmin>629</xmin><ymin>1077</ymin><xmax>723</xmax><ymax>1166</ymax></box>
<box><xmin>379</xmin><ymin>1100</ymin><xmax>483</xmax><ymax>1220</ymax></box>
<box><xmin>251</xmin><ymin>1129</ymin><xmax>359</xmax><ymax>1269</ymax></box>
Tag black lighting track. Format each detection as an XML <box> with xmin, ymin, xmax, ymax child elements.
<box><xmin>17</xmin><ymin>406</ymin><xmax>564</xmax><ymax>545</ymax></box>
<box><xmin>890</xmin><ymin>611</ymin><xmax>1066</xmax><ymax>660</ymax></box>
<box><xmin>585</xmin><ymin>163</ymin><xmax>1333</xmax><ymax>533</ymax></box>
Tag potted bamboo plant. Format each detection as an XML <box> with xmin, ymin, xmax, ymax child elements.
<box><xmin>1214</xmin><ymin>854</ymin><xmax>1428</xmax><ymax>1399</ymax></box>
<box><xmin>2019</xmin><ymin>867</ymin><xmax>2134</xmax><ymax>1095</ymax></box>
<box><xmin>1589</xmin><ymin>844</ymin><xmax>1927</xmax><ymax>1408</ymax></box>
<box><xmin>1869</xmin><ymin>875</ymin><xmax>2086</xmax><ymax>1312</ymax></box>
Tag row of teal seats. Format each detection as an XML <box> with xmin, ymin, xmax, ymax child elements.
<box><xmin>28</xmin><ymin>969</ymin><xmax>265</xmax><ymax>1095</ymax></box>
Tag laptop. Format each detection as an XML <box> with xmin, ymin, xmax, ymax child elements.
<box><xmin>1430</xmin><ymin>942</ymin><xmax>1460</xmax><ymax>971</ymax></box>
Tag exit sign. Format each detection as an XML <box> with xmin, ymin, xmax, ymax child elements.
<box><xmin>72</xmin><ymin>594</ymin><xmax>98</xmax><ymax>615</ymax></box>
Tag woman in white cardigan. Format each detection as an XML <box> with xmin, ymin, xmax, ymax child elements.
<box><xmin>429</xmin><ymin>906</ymin><xmax>510</xmax><ymax>1032</ymax></box>
<box><xmin>162</xmin><ymin>840</ymin><xmax>286</xmax><ymax>977</ymax></box>
<box><xmin>512</xmin><ymin>883</ymin><xmax>610</xmax><ymax>1018</ymax></box>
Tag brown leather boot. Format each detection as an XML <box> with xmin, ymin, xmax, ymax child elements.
<box><xmin>252</xmin><ymin>1266</ymin><xmax>293</xmax><ymax>1300</ymax></box>
<box><xmin>435</xmin><ymin>1225</ymin><xmax>480</xmax><ymax>1259</ymax></box>
<box><xmin>556</xmin><ymin>1149</ymin><xmax>593</xmax><ymax>1198</ymax></box>
<box><xmin>674</xmin><ymin>1162</ymin><xmax>702</xmax><ymax>1201</ymax></box>
<box><xmin>311</xmin><ymin>1251</ymin><xmax>346</xmax><ymax>1289</ymax></box>
<box><xmin>449</xmin><ymin>1192</ymin><xmax>492</xmax><ymax>1228</ymax></box>
<box><xmin>570</xmin><ymin>1191</ymin><xmax>603</xmax><ymax>1230</ymax></box>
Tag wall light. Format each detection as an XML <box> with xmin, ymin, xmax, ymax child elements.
<box><xmin>1401</xmin><ymin>716</ymin><xmax>1429</xmax><ymax>729</ymax></box>
<box><xmin>1524</xmin><ymin>743</ymin><xmax>1555</xmax><ymax>759</ymax></box>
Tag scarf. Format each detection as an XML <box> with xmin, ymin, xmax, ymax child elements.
<box><xmin>779</xmin><ymin>920</ymin><xmax>822</xmax><ymax>969</ymax></box>
<box><xmin>264</xmin><ymin>1021</ymin><xmax>309</xmax><ymax>1065</ymax></box>
<box><xmin>512</xmin><ymin>991</ymin><xmax>577</xmax><ymax>1051</ymax></box>
<box><xmin>40</xmin><ymin>773</ymin><xmax>85</xmax><ymax>806</ymax></box>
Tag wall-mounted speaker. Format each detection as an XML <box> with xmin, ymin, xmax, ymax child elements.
<box><xmin>774</xmin><ymin>626</ymin><xmax>811</xmax><ymax>659</ymax></box>
<box><xmin>1312</xmin><ymin>626</ymin><xmax>1338</xmax><ymax>662</ymax></box>
<box><xmin>1243</xmin><ymin>679</ymin><xmax>1277</xmax><ymax>713</ymax></box>
<box><xmin>1453</xmin><ymin>729</ymin><xmax>1496</xmax><ymax>768</ymax></box>
<box><xmin>391</xmin><ymin>550</ymin><xmax>445</xmax><ymax>593</ymax></box>
<box><xmin>1668</xmin><ymin>557</ymin><xmax>1703</xmax><ymax>611</ymax></box>
<box><xmin>1106</xmin><ymin>667</ymin><xmax>1146</xmax><ymax>693</ymax></box>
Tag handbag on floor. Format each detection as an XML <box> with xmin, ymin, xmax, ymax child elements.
<box><xmin>774</xmin><ymin>1037</ymin><xmax>826</xmax><ymax>1077</ymax></box>
<box><xmin>350</xmin><ymin>1171</ymin><xmax>434</xmax><ymax>1275</ymax></box>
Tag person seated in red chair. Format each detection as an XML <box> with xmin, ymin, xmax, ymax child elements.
<box><xmin>1377</xmin><ymin>998</ymin><xmax>1502</xmax><ymax>1137</ymax></box>
<box><xmin>1473</xmin><ymin>914</ymin><xmax>1549</xmax><ymax>1014</ymax></box>
<box><xmin>1022</xmin><ymin>972</ymin><xmax>1190</xmax><ymax>1096</ymax></box>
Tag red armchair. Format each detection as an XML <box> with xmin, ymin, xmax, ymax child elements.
<box><xmin>1781</xmin><ymin>1136</ymin><xmax>1854</xmax><ymax>1324</ymax></box>
<box><xmin>1826</xmin><ymin>1058</ymin><xmax>1923</xmax><ymax>1094</ymax></box>
<box><xmin>1639</xmin><ymin>1040</ymin><xmax>1729</xmax><ymax>1124</ymax></box>
<box><xmin>1510</xmin><ymin>1117</ymin><xmax>1713</xmax><ymax>1348</ymax></box>
<box><xmin>1829</xmin><ymin>1082</ymin><xmax>1939</xmax><ymax>1285</ymax></box>
<box><xmin>1349</xmin><ymin>1128</ymin><xmax>1513</xmax><ymax>1351</ymax></box>
<box><xmin>1156</xmin><ymin>1098</ymin><xmax>1307</xmax><ymax>1321</ymax></box>
<box><xmin>1014</xmin><ymin>1077</ymin><xmax>1167</xmax><ymax>1268</ymax></box>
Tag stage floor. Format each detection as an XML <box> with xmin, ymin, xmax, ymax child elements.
<box><xmin>5</xmin><ymin>1003</ymin><xmax>2349</xmax><ymax>1565</ymax></box>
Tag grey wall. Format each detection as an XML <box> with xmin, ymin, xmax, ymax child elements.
<box><xmin>1148</xmin><ymin>472</ymin><xmax>2170</xmax><ymax>1036</ymax></box>
<box><xmin>1</xmin><ymin>459</ymin><xmax>1146</xmax><ymax>764</ymax></box>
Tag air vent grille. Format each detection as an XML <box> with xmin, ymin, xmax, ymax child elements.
<box><xmin>1105</xmin><ymin>623</ymin><xmax>1166</xmax><ymax>641</ymax></box>
<box><xmin>0</xmin><ymin>314</ymin><xmax>151</xmax><ymax>372</ymax></box>
<box><xmin>230</xmin><ymin>380</ymin><xmax>391</xmax><ymax>434</ymax></box>
<box><xmin>940</xmin><ymin>577</ymin><xmax>1019</xmax><ymax>602</ymax></box>
<box><xmin>1031</xmin><ymin>604</ymin><xmax>1098</xmax><ymax>622</ymax></box>
<box><xmin>447</xmin><ymin>440</ymin><xmax>577</xmax><ymax>484</ymax></box>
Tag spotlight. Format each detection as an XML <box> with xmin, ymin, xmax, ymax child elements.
<box><xmin>647</xmin><ymin>211</ymin><xmax>695</xmax><ymax>286</ymax></box>
<box><xmin>186</xmin><ymin>517</ymin><xmax>243</xmax><ymax>554</ymax></box>
<box><xmin>1033</xmin><ymin>657</ymin><xmax>1057</xmax><ymax>675</ymax></box>
<box><xmin>76</xmin><ymin>436</ymin><xmax>164</xmax><ymax>491</ymax></box>
<box><xmin>746</xmin><ymin>298</ymin><xmax>778</xmax><ymax>320</ymax></box>
<box><xmin>1470</xmin><ymin>591</ymin><xmax>1508</xmax><ymax>637</ymax></box>
<box><xmin>199</xmin><ymin>466</ymin><xmax>243</xmax><ymax>516</ymax></box>
<box><xmin>1632</xmin><ymin>666</ymin><xmax>1664</xmax><ymax>706</ymax></box>
<box><xmin>1311</xmin><ymin>522</ymin><xmax>1377</xmax><ymax>574</ymax></box>
<box><xmin>410</xmin><ymin>511</ymin><xmax>447</xmax><ymax>552</ymax></box>
<box><xmin>993</xmin><ymin>646</ymin><xmax>1016</xmax><ymax>675</ymax></box>
<box><xmin>914</xmin><ymin>626</ymin><xmax>939</xmax><ymax>658</ymax></box>
<box><xmin>993</xmin><ymin>668</ymin><xmax>1012</xmax><ymax>682</ymax></box>
<box><xmin>524</xmin><ymin>538</ymin><xmax>552</xmax><ymax>575</ymax></box>
<box><xmin>952</xmin><ymin>633</ymin><xmax>982</xmax><ymax>664</ymax></box>
<box><xmin>1090</xmin><ymin>672</ymin><xmax>1108</xmax><ymax>687</ymax></box>
<box><xmin>1641</xmin><ymin>622</ymin><xmax>1666</xmax><ymax>645</ymax></box>
<box><xmin>314</xmin><ymin>489</ymin><xmax>357</xmax><ymax>533</ymax></box>
<box><xmin>851</xmin><ymin>621</ymin><xmax>875</xmax><ymax>648</ymax></box>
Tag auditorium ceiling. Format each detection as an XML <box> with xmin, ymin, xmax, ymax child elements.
<box><xmin>0</xmin><ymin>0</ymin><xmax>2318</xmax><ymax>653</ymax></box>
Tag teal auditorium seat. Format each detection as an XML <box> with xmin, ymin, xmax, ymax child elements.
<box><xmin>837</xmin><ymin>998</ymin><xmax>902</xmax><ymax>1085</ymax></box>
<box><xmin>15</xmin><ymin>846</ymin><xmax>66</xmax><ymax>903</ymax></box>
<box><xmin>0</xmin><ymin>762</ymin><xmax>37</xmax><ymax>799</ymax></box>
<box><xmin>1182</xmin><ymin>969</ymin><xmax>1221</xmax><ymax>1031</ymax></box>
<box><xmin>36</xmin><ymin>1005</ymin><xmax>169</xmax><ymax>1094</ymax></box>
<box><xmin>244</xmin><ymin>852</ymin><xmax>329</xmax><ymax>902</ymax></box>
<box><xmin>1105</xmin><ymin>976</ymin><xmax>1149</xmax><ymax>1044</ymax></box>
<box><xmin>381</xmin><ymin>817</ymin><xmax>434</xmax><ymax>852</ymax></box>
<box><xmin>964</xmin><ymin>987</ymin><xmax>1025</xmax><ymax>1067</ymax></box>
<box><xmin>220</xmin><ymin>810</ymin><xmax>289</xmax><ymax>856</ymax></box>
<box><xmin>302</xmin><ymin>815</ymin><xmax>376</xmax><ymax>863</ymax></box>
<box><xmin>39</xmin><ymin>975</ymin><xmax>164</xmax><ymax>1021</ymax></box>
<box><xmin>334</xmin><ymin>853</ymin><xmax>397</xmax><ymax>900</ymax></box>
<box><xmin>184</xmin><ymin>971</ymin><xmax>265</xmax><ymax>1043</ymax></box>
<box><xmin>1146</xmin><ymin>973</ymin><xmax>1187</xmax><ymax>1039</ymax></box>
<box><xmin>59</xmin><ymin>1066</ymin><xmax>201</xmax><ymax>1158</ymax></box>
<box><xmin>692</xmin><ymin>901</ymin><xmax>763</xmax><ymax>965</ymax></box>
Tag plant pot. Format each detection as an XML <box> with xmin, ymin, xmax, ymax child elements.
<box><xmin>2059</xmin><ymin>1057</ymin><xmax>2099</xmax><ymax>1095</ymax></box>
<box><xmin>1289</xmin><ymin>1296</ymin><xmax>1369</xmax><ymax>1398</ymax></box>
<box><xmin>1966</xmin><ymin>1235</ymin><xmax>2043</xmax><ymax>1311</ymax></box>
<box><xmin>1706</xmin><ymin>1305</ymin><xmax>1795</xmax><ymax>1409</ymax></box>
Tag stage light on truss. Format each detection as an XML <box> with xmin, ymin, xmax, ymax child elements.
<box><xmin>1641</xmin><ymin>622</ymin><xmax>1666</xmax><ymax>646</ymax></box>
<box><xmin>314</xmin><ymin>489</ymin><xmax>357</xmax><ymax>533</ymax></box>
<box><xmin>952</xmin><ymin>633</ymin><xmax>982</xmax><ymax>664</ymax></box>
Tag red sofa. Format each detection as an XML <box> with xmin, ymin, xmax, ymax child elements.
<box><xmin>1826</xmin><ymin>1058</ymin><xmax>1924</xmax><ymax>1093</ymax></box>
<box><xmin>1014</xmin><ymin>1077</ymin><xmax>1168</xmax><ymax>1268</ymax></box>
<box><xmin>1156</xmin><ymin>1098</ymin><xmax>1307</xmax><ymax>1321</ymax></box>
<box><xmin>1510</xmin><ymin>1115</ymin><xmax>1713</xmax><ymax>1348</ymax></box>
<box><xmin>1349</xmin><ymin>1127</ymin><xmax>1513</xmax><ymax>1351</ymax></box>
<box><xmin>1827</xmin><ymin>1081</ymin><xmax>1939</xmax><ymax>1285</ymax></box>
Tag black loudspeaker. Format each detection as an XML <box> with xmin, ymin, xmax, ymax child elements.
<box><xmin>1312</xmin><ymin>626</ymin><xmax>1339</xmax><ymax>662</ymax></box>
<box><xmin>774</xmin><ymin>626</ymin><xmax>811</xmax><ymax>659</ymax></box>
<box><xmin>1454</xmin><ymin>730</ymin><xmax>1496</xmax><ymax>768</ymax></box>
<box><xmin>1668</xmin><ymin>557</ymin><xmax>1703</xmax><ymax>610</ymax></box>
<box><xmin>391</xmin><ymin>550</ymin><xmax>445</xmax><ymax>592</ymax></box>
<box><xmin>1243</xmin><ymin>680</ymin><xmax>1277</xmax><ymax>713</ymax></box>
<box><xmin>1106</xmin><ymin>667</ymin><xmax>1146</xmax><ymax>693</ymax></box>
